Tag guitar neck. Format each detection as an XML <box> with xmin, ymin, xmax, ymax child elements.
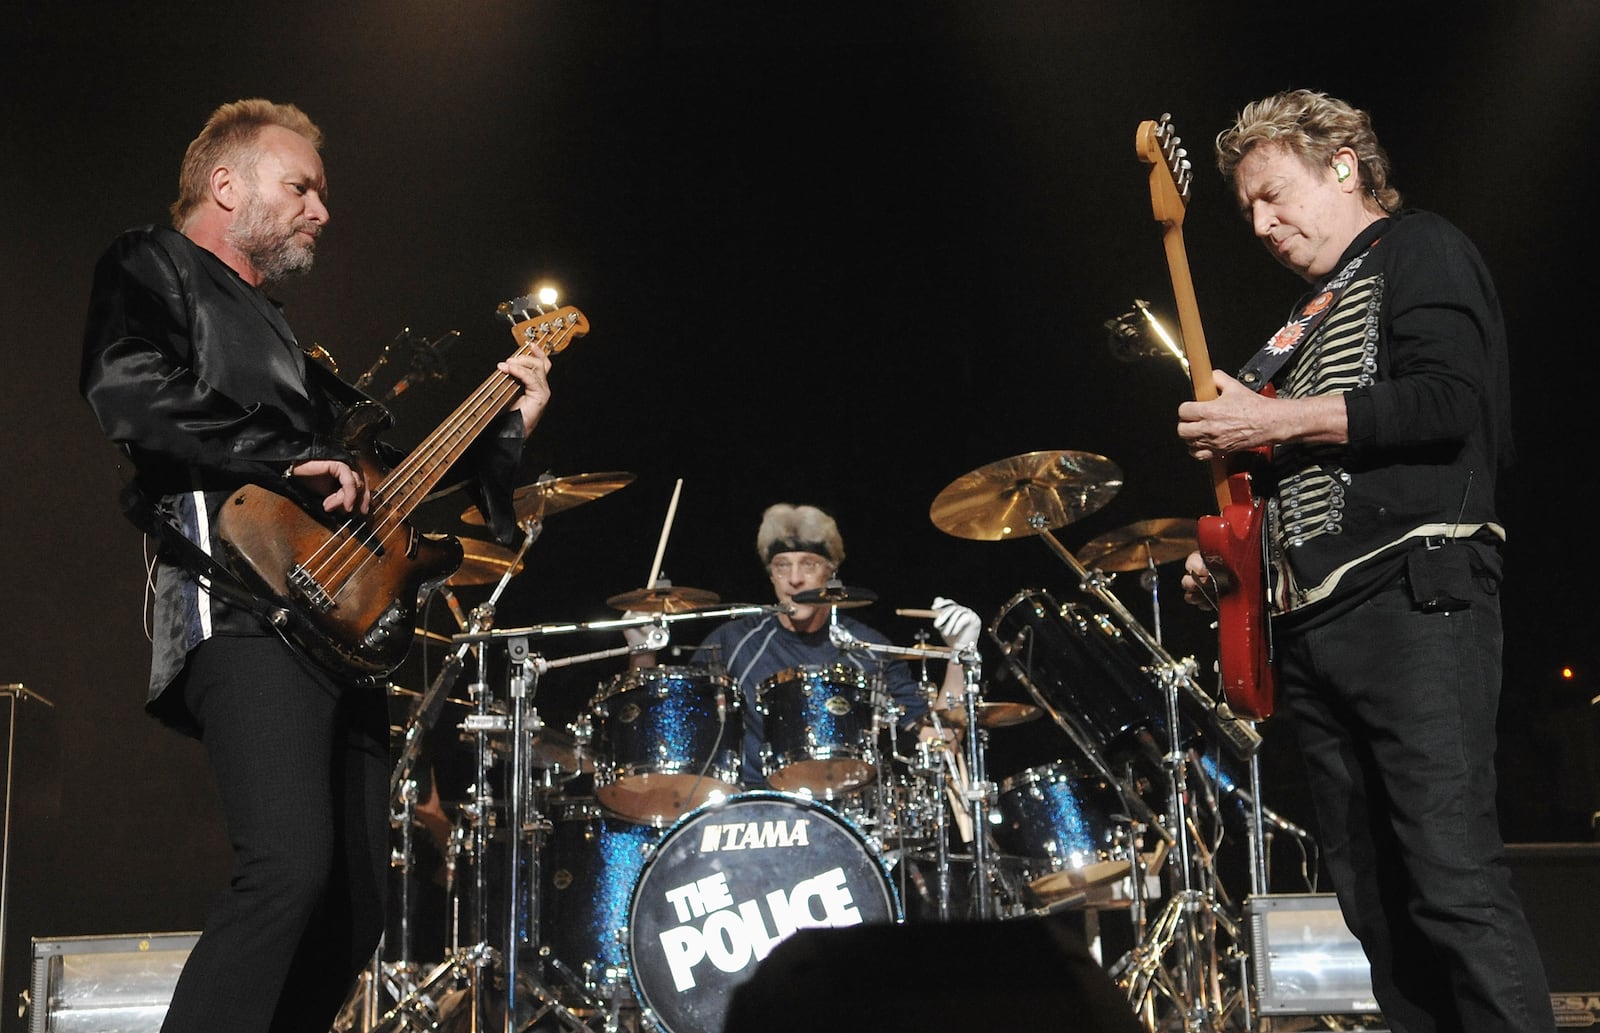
<box><xmin>376</xmin><ymin>307</ymin><xmax>587</xmax><ymax>523</ymax></box>
<box><xmin>1160</xmin><ymin>223</ymin><xmax>1231</xmax><ymax>512</ymax></box>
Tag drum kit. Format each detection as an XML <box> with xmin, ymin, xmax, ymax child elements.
<box><xmin>339</xmin><ymin>452</ymin><xmax>1303</xmax><ymax>1033</ymax></box>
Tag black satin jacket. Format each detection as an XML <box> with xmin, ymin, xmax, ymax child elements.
<box><xmin>81</xmin><ymin>226</ymin><xmax>525</xmax><ymax>731</ymax></box>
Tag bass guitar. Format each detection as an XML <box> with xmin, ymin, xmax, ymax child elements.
<box><xmin>1135</xmin><ymin>114</ymin><xmax>1275</xmax><ymax>719</ymax></box>
<box><xmin>214</xmin><ymin>299</ymin><xmax>588</xmax><ymax>679</ymax></box>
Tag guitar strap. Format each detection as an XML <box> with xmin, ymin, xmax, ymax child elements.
<box><xmin>1236</xmin><ymin>240</ymin><xmax>1380</xmax><ymax>392</ymax></box>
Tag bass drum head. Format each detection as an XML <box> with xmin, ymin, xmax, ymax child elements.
<box><xmin>627</xmin><ymin>792</ymin><xmax>899</xmax><ymax>1033</ymax></box>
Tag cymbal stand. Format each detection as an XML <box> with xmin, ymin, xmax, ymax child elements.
<box><xmin>1029</xmin><ymin>519</ymin><xmax>1253</xmax><ymax>1030</ymax></box>
<box><xmin>827</xmin><ymin>624</ymin><xmax>997</xmax><ymax>919</ymax></box>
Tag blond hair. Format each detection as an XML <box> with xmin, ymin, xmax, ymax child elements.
<box><xmin>756</xmin><ymin>504</ymin><xmax>845</xmax><ymax>566</ymax></box>
<box><xmin>170</xmin><ymin>99</ymin><xmax>323</xmax><ymax>229</ymax></box>
<box><xmin>1216</xmin><ymin>89</ymin><xmax>1401</xmax><ymax>213</ymax></box>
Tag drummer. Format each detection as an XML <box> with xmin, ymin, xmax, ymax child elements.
<box><xmin>628</xmin><ymin>502</ymin><xmax>981</xmax><ymax>787</ymax></box>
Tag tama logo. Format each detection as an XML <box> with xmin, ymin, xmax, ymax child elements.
<box><xmin>699</xmin><ymin>818</ymin><xmax>811</xmax><ymax>852</ymax></box>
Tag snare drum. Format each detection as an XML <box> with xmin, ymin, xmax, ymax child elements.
<box><xmin>627</xmin><ymin>792</ymin><xmax>898</xmax><ymax>1033</ymax></box>
<box><xmin>756</xmin><ymin>664</ymin><xmax>879</xmax><ymax>798</ymax></box>
<box><xmin>993</xmin><ymin>760</ymin><xmax>1133</xmax><ymax>900</ymax></box>
<box><xmin>591</xmin><ymin>666</ymin><xmax>742</xmax><ymax>826</ymax></box>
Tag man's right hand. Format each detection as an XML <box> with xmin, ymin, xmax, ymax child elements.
<box><xmin>1180</xmin><ymin>549</ymin><xmax>1216</xmax><ymax>611</ymax></box>
<box><xmin>288</xmin><ymin>459</ymin><xmax>370</xmax><ymax>515</ymax></box>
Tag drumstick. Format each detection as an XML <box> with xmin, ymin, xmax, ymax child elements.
<box><xmin>645</xmin><ymin>478</ymin><xmax>683</xmax><ymax>589</ymax></box>
<box><xmin>895</xmin><ymin>608</ymin><xmax>938</xmax><ymax>619</ymax></box>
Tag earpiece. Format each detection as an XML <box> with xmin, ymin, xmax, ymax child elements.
<box><xmin>1334</xmin><ymin>162</ymin><xmax>1352</xmax><ymax>182</ymax></box>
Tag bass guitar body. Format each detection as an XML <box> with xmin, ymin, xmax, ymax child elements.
<box><xmin>214</xmin><ymin>402</ymin><xmax>464</xmax><ymax>679</ymax></box>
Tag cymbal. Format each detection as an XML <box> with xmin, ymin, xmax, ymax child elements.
<box><xmin>448</xmin><ymin>538</ymin><xmax>525</xmax><ymax>586</ymax></box>
<box><xmin>791</xmin><ymin>584</ymin><xmax>878</xmax><ymax>609</ymax></box>
<box><xmin>922</xmin><ymin>701</ymin><xmax>1042</xmax><ymax>729</ymax></box>
<box><xmin>460</xmin><ymin>471</ymin><xmax>635</xmax><ymax>526</ymax></box>
<box><xmin>1077</xmin><ymin>518</ymin><xmax>1200</xmax><ymax>572</ymax></box>
<box><xmin>607</xmin><ymin>585</ymin><xmax>721</xmax><ymax>613</ymax></box>
<box><xmin>929</xmin><ymin>450</ymin><xmax>1123</xmax><ymax>541</ymax></box>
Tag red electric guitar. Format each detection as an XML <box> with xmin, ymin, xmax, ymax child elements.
<box><xmin>1135</xmin><ymin>114</ymin><xmax>1275</xmax><ymax>720</ymax></box>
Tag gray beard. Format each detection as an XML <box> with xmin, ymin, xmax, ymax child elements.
<box><xmin>228</xmin><ymin>196</ymin><xmax>317</xmax><ymax>284</ymax></box>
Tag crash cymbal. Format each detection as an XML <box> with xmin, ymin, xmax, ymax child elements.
<box><xmin>1077</xmin><ymin>518</ymin><xmax>1200</xmax><ymax>572</ymax></box>
<box><xmin>929</xmin><ymin>450</ymin><xmax>1124</xmax><ymax>541</ymax></box>
<box><xmin>386</xmin><ymin>683</ymin><xmax>472</xmax><ymax>707</ymax></box>
<box><xmin>921</xmin><ymin>701</ymin><xmax>1043</xmax><ymax>729</ymax></box>
<box><xmin>448</xmin><ymin>538</ymin><xmax>525</xmax><ymax>586</ymax></box>
<box><xmin>460</xmin><ymin>471</ymin><xmax>635</xmax><ymax>526</ymax></box>
<box><xmin>607</xmin><ymin>584</ymin><xmax>721</xmax><ymax>613</ymax></box>
<box><xmin>791</xmin><ymin>584</ymin><xmax>878</xmax><ymax>609</ymax></box>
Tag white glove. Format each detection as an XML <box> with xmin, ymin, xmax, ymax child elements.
<box><xmin>622</xmin><ymin>610</ymin><xmax>656</xmax><ymax>649</ymax></box>
<box><xmin>932</xmin><ymin>596</ymin><xmax>981</xmax><ymax>649</ymax></box>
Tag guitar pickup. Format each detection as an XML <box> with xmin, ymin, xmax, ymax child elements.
<box><xmin>288</xmin><ymin>564</ymin><xmax>335</xmax><ymax>613</ymax></box>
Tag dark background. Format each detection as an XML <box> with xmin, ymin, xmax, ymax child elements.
<box><xmin>5</xmin><ymin>2</ymin><xmax>1598</xmax><ymax>1026</ymax></box>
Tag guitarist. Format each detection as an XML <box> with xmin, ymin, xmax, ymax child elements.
<box><xmin>1176</xmin><ymin>91</ymin><xmax>1553</xmax><ymax>1033</ymax></box>
<box><xmin>79</xmin><ymin>100</ymin><xmax>552</xmax><ymax>1033</ymax></box>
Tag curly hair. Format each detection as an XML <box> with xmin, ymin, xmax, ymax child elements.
<box><xmin>1215</xmin><ymin>89</ymin><xmax>1401</xmax><ymax>213</ymax></box>
<box><xmin>170</xmin><ymin>99</ymin><xmax>323</xmax><ymax>229</ymax></box>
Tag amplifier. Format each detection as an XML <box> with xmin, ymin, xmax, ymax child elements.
<box><xmin>1246</xmin><ymin>894</ymin><xmax>1378</xmax><ymax>1017</ymax></box>
<box><xmin>1505</xmin><ymin>842</ymin><xmax>1600</xmax><ymax>1029</ymax></box>
<box><xmin>27</xmin><ymin>932</ymin><xmax>199</xmax><ymax>1033</ymax></box>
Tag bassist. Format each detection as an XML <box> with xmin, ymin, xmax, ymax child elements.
<box><xmin>79</xmin><ymin>99</ymin><xmax>551</xmax><ymax>1033</ymax></box>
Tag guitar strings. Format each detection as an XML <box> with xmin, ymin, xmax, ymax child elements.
<box><xmin>298</xmin><ymin>314</ymin><xmax>577</xmax><ymax>603</ymax></box>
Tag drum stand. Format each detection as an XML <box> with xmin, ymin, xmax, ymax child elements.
<box><xmin>827</xmin><ymin>617</ymin><xmax>996</xmax><ymax>919</ymax></box>
<box><xmin>1027</xmin><ymin>518</ymin><xmax>1259</xmax><ymax>1031</ymax></box>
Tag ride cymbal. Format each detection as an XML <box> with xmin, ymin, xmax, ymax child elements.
<box><xmin>460</xmin><ymin>471</ymin><xmax>635</xmax><ymax>526</ymax></box>
<box><xmin>1076</xmin><ymin>517</ymin><xmax>1199</xmax><ymax>572</ymax></box>
<box><xmin>930</xmin><ymin>450</ymin><xmax>1123</xmax><ymax>541</ymax></box>
<box><xmin>791</xmin><ymin>584</ymin><xmax>878</xmax><ymax>609</ymax></box>
<box><xmin>607</xmin><ymin>585</ymin><xmax>721</xmax><ymax>613</ymax></box>
<box><xmin>448</xmin><ymin>538</ymin><xmax>526</xmax><ymax>586</ymax></box>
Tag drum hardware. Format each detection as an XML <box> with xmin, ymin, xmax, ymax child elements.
<box><xmin>934</xmin><ymin>452</ymin><xmax>1268</xmax><ymax>1030</ymax></box>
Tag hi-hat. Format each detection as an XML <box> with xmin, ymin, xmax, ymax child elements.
<box><xmin>607</xmin><ymin>585</ymin><xmax>721</xmax><ymax>613</ymax></box>
<box><xmin>461</xmin><ymin>471</ymin><xmax>635</xmax><ymax>526</ymax></box>
<box><xmin>921</xmin><ymin>701</ymin><xmax>1042</xmax><ymax>729</ymax></box>
<box><xmin>791</xmin><ymin>584</ymin><xmax>878</xmax><ymax>609</ymax></box>
<box><xmin>930</xmin><ymin>450</ymin><xmax>1123</xmax><ymax>541</ymax></box>
<box><xmin>448</xmin><ymin>538</ymin><xmax>525</xmax><ymax>586</ymax></box>
<box><xmin>1077</xmin><ymin>518</ymin><xmax>1200</xmax><ymax>572</ymax></box>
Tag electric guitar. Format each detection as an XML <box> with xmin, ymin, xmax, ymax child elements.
<box><xmin>214</xmin><ymin>299</ymin><xmax>588</xmax><ymax>679</ymax></box>
<box><xmin>1136</xmin><ymin>114</ymin><xmax>1275</xmax><ymax>719</ymax></box>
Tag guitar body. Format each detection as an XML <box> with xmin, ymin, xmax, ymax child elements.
<box><xmin>1197</xmin><ymin>473</ymin><xmax>1275</xmax><ymax>719</ymax></box>
<box><xmin>214</xmin><ymin>402</ymin><xmax>464</xmax><ymax>679</ymax></box>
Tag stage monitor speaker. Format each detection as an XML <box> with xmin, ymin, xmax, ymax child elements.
<box><xmin>1505</xmin><ymin>842</ymin><xmax>1600</xmax><ymax>1028</ymax></box>
<box><xmin>721</xmin><ymin>914</ymin><xmax>1145</xmax><ymax>1033</ymax></box>
<box><xmin>26</xmin><ymin>932</ymin><xmax>199</xmax><ymax>1033</ymax></box>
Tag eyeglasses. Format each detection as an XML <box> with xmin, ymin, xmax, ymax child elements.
<box><xmin>769</xmin><ymin>557</ymin><xmax>830</xmax><ymax>577</ymax></box>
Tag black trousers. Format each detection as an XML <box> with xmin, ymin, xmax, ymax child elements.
<box><xmin>160</xmin><ymin>636</ymin><xmax>389</xmax><ymax>1033</ymax></box>
<box><xmin>1278</xmin><ymin>564</ymin><xmax>1555</xmax><ymax>1033</ymax></box>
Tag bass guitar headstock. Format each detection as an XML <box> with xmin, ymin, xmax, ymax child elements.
<box><xmin>496</xmin><ymin>298</ymin><xmax>589</xmax><ymax>356</ymax></box>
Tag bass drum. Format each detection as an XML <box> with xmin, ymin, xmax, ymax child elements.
<box><xmin>590</xmin><ymin>665</ymin><xmax>742</xmax><ymax>826</ymax></box>
<box><xmin>540</xmin><ymin>799</ymin><xmax>666</xmax><ymax>1004</ymax></box>
<box><xmin>627</xmin><ymin>792</ymin><xmax>899</xmax><ymax>1033</ymax></box>
<box><xmin>988</xmin><ymin>589</ymin><xmax>1178</xmax><ymax>764</ymax></box>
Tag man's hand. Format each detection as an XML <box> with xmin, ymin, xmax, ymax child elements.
<box><xmin>500</xmin><ymin>350</ymin><xmax>554</xmax><ymax>436</ymax></box>
<box><xmin>288</xmin><ymin>458</ymin><xmax>370</xmax><ymax>515</ymax></box>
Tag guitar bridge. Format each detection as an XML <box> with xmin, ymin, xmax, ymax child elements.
<box><xmin>288</xmin><ymin>564</ymin><xmax>335</xmax><ymax>613</ymax></box>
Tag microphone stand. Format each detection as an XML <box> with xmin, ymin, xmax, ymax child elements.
<box><xmin>1</xmin><ymin>683</ymin><xmax>52</xmax><ymax>1001</ymax></box>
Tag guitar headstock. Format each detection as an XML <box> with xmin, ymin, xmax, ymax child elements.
<box><xmin>497</xmin><ymin>299</ymin><xmax>589</xmax><ymax>356</ymax></box>
<box><xmin>1136</xmin><ymin>113</ymin><xmax>1193</xmax><ymax>228</ymax></box>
